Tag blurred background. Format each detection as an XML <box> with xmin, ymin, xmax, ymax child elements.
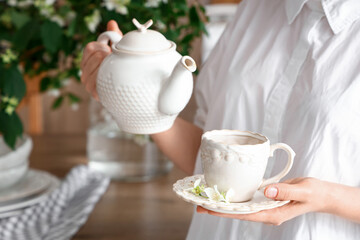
<box><xmin>9</xmin><ymin>0</ymin><xmax>239</xmax><ymax>135</ymax></box>
<box><xmin>0</xmin><ymin>0</ymin><xmax>241</xmax><ymax>239</ymax></box>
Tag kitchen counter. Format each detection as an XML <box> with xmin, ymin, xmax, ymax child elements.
<box><xmin>29</xmin><ymin>134</ymin><xmax>193</xmax><ymax>240</ymax></box>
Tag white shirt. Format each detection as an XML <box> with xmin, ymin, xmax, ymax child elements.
<box><xmin>187</xmin><ymin>0</ymin><xmax>360</xmax><ymax>239</ymax></box>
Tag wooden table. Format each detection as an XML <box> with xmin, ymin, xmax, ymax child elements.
<box><xmin>29</xmin><ymin>134</ymin><xmax>194</xmax><ymax>240</ymax></box>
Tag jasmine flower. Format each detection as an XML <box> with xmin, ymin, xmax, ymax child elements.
<box><xmin>102</xmin><ymin>0</ymin><xmax>130</xmax><ymax>15</ymax></box>
<box><xmin>85</xmin><ymin>9</ymin><xmax>101</xmax><ymax>33</ymax></box>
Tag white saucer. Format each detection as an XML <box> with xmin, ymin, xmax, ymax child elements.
<box><xmin>0</xmin><ymin>170</ymin><xmax>51</xmax><ymax>203</ymax></box>
<box><xmin>0</xmin><ymin>169</ymin><xmax>60</xmax><ymax>215</ymax></box>
<box><xmin>173</xmin><ymin>175</ymin><xmax>289</xmax><ymax>214</ymax></box>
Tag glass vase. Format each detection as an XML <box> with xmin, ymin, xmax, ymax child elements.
<box><xmin>87</xmin><ymin>99</ymin><xmax>173</xmax><ymax>182</ymax></box>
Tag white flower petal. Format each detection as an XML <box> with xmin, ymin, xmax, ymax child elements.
<box><xmin>66</xmin><ymin>11</ymin><xmax>76</xmax><ymax>22</ymax></box>
<box><xmin>62</xmin><ymin>78</ymin><xmax>71</xmax><ymax>86</ymax></box>
<box><xmin>204</xmin><ymin>186</ymin><xmax>225</xmax><ymax>202</ymax></box>
<box><xmin>194</xmin><ymin>178</ymin><xmax>201</xmax><ymax>188</ymax></box>
<box><xmin>71</xmin><ymin>103</ymin><xmax>79</xmax><ymax>111</ymax></box>
<box><xmin>225</xmin><ymin>188</ymin><xmax>235</xmax><ymax>202</ymax></box>
<box><xmin>115</xmin><ymin>5</ymin><xmax>128</xmax><ymax>15</ymax></box>
<box><xmin>155</xmin><ymin>21</ymin><xmax>166</xmax><ymax>30</ymax></box>
<box><xmin>103</xmin><ymin>2</ymin><xmax>115</xmax><ymax>11</ymax></box>
<box><xmin>50</xmin><ymin>15</ymin><xmax>65</xmax><ymax>27</ymax></box>
<box><xmin>18</xmin><ymin>0</ymin><xmax>32</xmax><ymax>8</ymax></box>
<box><xmin>47</xmin><ymin>89</ymin><xmax>60</xmax><ymax>97</ymax></box>
<box><xmin>145</xmin><ymin>0</ymin><xmax>161</xmax><ymax>8</ymax></box>
<box><xmin>40</xmin><ymin>8</ymin><xmax>51</xmax><ymax>18</ymax></box>
<box><xmin>200</xmin><ymin>192</ymin><xmax>207</xmax><ymax>198</ymax></box>
<box><xmin>7</xmin><ymin>0</ymin><xmax>17</xmax><ymax>7</ymax></box>
<box><xmin>214</xmin><ymin>185</ymin><xmax>220</xmax><ymax>195</ymax></box>
<box><xmin>204</xmin><ymin>187</ymin><xmax>217</xmax><ymax>201</ymax></box>
<box><xmin>85</xmin><ymin>9</ymin><xmax>101</xmax><ymax>33</ymax></box>
<box><xmin>46</xmin><ymin>0</ymin><xmax>55</xmax><ymax>5</ymax></box>
<box><xmin>214</xmin><ymin>185</ymin><xmax>226</xmax><ymax>202</ymax></box>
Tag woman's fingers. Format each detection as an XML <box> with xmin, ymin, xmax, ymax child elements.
<box><xmin>81</xmin><ymin>42</ymin><xmax>111</xmax><ymax>72</ymax></box>
<box><xmin>197</xmin><ymin>178</ymin><xmax>324</xmax><ymax>225</ymax></box>
<box><xmin>82</xmin><ymin>50</ymin><xmax>109</xmax><ymax>78</ymax></box>
<box><xmin>80</xmin><ymin>20</ymin><xmax>122</xmax><ymax>100</ymax></box>
<box><xmin>197</xmin><ymin>201</ymin><xmax>311</xmax><ymax>225</ymax></box>
<box><xmin>86</xmin><ymin>67</ymin><xmax>101</xmax><ymax>100</ymax></box>
<box><xmin>82</xmin><ymin>19</ymin><xmax>121</xmax><ymax>68</ymax></box>
<box><xmin>81</xmin><ymin>50</ymin><xmax>107</xmax><ymax>84</ymax></box>
<box><xmin>81</xmin><ymin>50</ymin><xmax>109</xmax><ymax>95</ymax></box>
<box><xmin>264</xmin><ymin>181</ymin><xmax>311</xmax><ymax>202</ymax></box>
<box><xmin>197</xmin><ymin>207</ymin><xmax>208</xmax><ymax>214</ymax></box>
<box><xmin>197</xmin><ymin>206</ymin><xmax>274</xmax><ymax>224</ymax></box>
<box><xmin>107</xmin><ymin>20</ymin><xmax>122</xmax><ymax>34</ymax></box>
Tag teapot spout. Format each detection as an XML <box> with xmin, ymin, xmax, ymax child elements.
<box><xmin>158</xmin><ymin>56</ymin><xmax>196</xmax><ymax>115</ymax></box>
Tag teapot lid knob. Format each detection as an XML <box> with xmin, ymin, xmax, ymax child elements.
<box><xmin>132</xmin><ymin>18</ymin><xmax>153</xmax><ymax>33</ymax></box>
<box><xmin>114</xmin><ymin>18</ymin><xmax>173</xmax><ymax>53</ymax></box>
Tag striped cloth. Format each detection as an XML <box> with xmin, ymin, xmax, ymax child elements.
<box><xmin>0</xmin><ymin>165</ymin><xmax>110</xmax><ymax>240</ymax></box>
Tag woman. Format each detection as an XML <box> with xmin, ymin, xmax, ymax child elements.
<box><xmin>81</xmin><ymin>0</ymin><xmax>360</xmax><ymax>238</ymax></box>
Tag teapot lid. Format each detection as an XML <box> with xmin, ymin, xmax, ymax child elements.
<box><xmin>115</xmin><ymin>19</ymin><xmax>174</xmax><ymax>54</ymax></box>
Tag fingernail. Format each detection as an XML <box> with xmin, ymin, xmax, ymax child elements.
<box><xmin>197</xmin><ymin>207</ymin><xmax>208</xmax><ymax>214</ymax></box>
<box><xmin>265</xmin><ymin>187</ymin><xmax>278</xmax><ymax>198</ymax></box>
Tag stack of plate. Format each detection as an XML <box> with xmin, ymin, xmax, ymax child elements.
<box><xmin>0</xmin><ymin>169</ymin><xmax>60</xmax><ymax>218</ymax></box>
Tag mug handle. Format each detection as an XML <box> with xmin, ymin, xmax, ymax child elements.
<box><xmin>258</xmin><ymin>143</ymin><xmax>295</xmax><ymax>189</ymax></box>
<box><xmin>97</xmin><ymin>31</ymin><xmax>122</xmax><ymax>46</ymax></box>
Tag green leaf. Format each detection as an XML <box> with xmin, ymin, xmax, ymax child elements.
<box><xmin>59</xmin><ymin>5</ymin><xmax>71</xmax><ymax>16</ymax></box>
<box><xmin>67</xmin><ymin>93</ymin><xmax>80</xmax><ymax>103</ymax></box>
<box><xmin>62</xmin><ymin>36</ymin><xmax>76</xmax><ymax>54</ymax></box>
<box><xmin>13</xmin><ymin>20</ymin><xmax>39</xmax><ymax>51</ymax></box>
<box><xmin>0</xmin><ymin>64</ymin><xmax>26</xmax><ymax>101</ymax></box>
<box><xmin>181</xmin><ymin>34</ymin><xmax>194</xmax><ymax>45</ymax></box>
<box><xmin>10</xmin><ymin>10</ymin><xmax>30</xmax><ymax>30</ymax></box>
<box><xmin>0</xmin><ymin>111</ymin><xmax>23</xmax><ymax>149</ymax></box>
<box><xmin>189</xmin><ymin>6</ymin><xmax>200</xmax><ymax>23</ymax></box>
<box><xmin>40</xmin><ymin>21</ymin><xmax>62</xmax><ymax>53</ymax></box>
<box><xmin>68</xmin><ymin>68</ymin><xmax>81</xmax><ymax>81</ymax></box>
<box><xmin>66</xmin><ymin>16</ymin><xmax>77</xmax><ymax>37</ymax></box>
<box><xmin>173</xmin><ymin>2</ymin><xmax>188</xmax><ymax>13</ymax></box>
<box><xmin>40</xmin><ymin>77</ymin><xmax>51</xmax><ymax>92</ymax></box>
<box><xmin>52</xmin><ymin>96</ymin><xmax>64</xmax><ymax>109</ymax></box>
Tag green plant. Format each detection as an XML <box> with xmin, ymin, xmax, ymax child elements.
<box><xmin>0</xmin><ymin>0</ymin><xmax>207</xmax><ymax>149</ymax></box>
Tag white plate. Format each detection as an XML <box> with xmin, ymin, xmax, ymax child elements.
<box><xmin>0</xmin><ymin>209</ymin><xmax>22</xmax><ymax>218</ymax></box>
<box><xmin>0</xmin><ymin>170</ymin><xmax>51</xmax><ymax>203</ymax></box>
<box><xmin>0</xmin><ymin>169</ymin><xmax>60</xmax><ymax>214</ymax></box>
<box><xmin>173</xmin><ymin>175</ymin><xmax>289</xmax><ymax>214</ymax></box>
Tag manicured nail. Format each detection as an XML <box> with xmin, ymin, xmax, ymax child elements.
<box><xmin>265</xmin><ymin>187</ymin><xmax>278</xmax><ymax>198</ymax></box>
<box><xmin>197</xmin><ymin>207</ymin><xmax>208</xmax><ymax>214</ymax></box>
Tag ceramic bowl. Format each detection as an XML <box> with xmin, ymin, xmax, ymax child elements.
<box><xmin>0</xmin><ymin>135</ymin><xmax>32</xmax><ymax>191</ymax></box>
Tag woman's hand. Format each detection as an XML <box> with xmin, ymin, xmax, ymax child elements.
<box><xmin>197</xmin><ymin>177</ymin><xmax>329</xmax><ymax>225</ymax></box>
<box><xmin>80</xmin><ymin>20</ymin><xmax>122</xmax><ymax>100</ymax></box>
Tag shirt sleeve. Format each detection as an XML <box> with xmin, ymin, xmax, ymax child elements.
<box><xmin>193</xmin><ymin>77</ymin><xmax>209</xmax><ymax>129</ymax></box>
<box><xmin>193</xmin><ymin>1</ymin><xmax>247</xmax><ymax>129</ymax></box>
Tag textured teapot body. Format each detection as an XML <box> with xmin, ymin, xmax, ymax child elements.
<box><xmin>97</xmin><ymin>49</ymin><xmax>186</xmax><ymax>134</ymax></box>
<box><xmin>96</xmin><ymin>19</ymin><xmax>196</xmax><ymax>134</ymax></box>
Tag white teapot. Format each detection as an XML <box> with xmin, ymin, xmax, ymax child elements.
<box><xmin>96</xmin><ymin>19</ymin><xmax>196</xmax><ymax>134</ymax></box>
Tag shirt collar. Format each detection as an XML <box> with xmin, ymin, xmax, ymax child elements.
<box><xmin>285</xmin><ymin>0</ymin><xmax>360</xmax><ymax>34</ymax></box>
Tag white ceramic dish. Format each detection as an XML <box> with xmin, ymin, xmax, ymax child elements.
<box><xmin>0</xmin><ymin>209</ymin><xmax>22</xmax><ymax>218</ymax></box>
<box><xmin>173</xmin><ymin>175</ymin><xmax>289</xmax><ymax>214</ymax></box>
<box><xmin>0</xmin><ymin>169</ymin><xmax>51</xmax><ymax>203</ymax></box>
<box><xmin>0</xmin><ymin>169</ymin><xmax>60</xmax><ymax>214</ymax></box>
<box><xmin>201</xmin><ymin>130</ymin><xmax>295</xmax><ymax>202</ymax></box>
<box><xmin>0</xmin><ymin>135</ymin><xmax>32</xmax><ymax>190</ymax></box>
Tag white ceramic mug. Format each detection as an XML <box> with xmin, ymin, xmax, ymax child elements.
<box><xmin>200</xmin><ymin>130</ymin><xmax>295</xmax><ymax>202</ymax></box>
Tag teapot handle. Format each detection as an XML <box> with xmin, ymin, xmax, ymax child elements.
<box><xmin>97</xmin><ymin>31</ymin><xmax>122</xmax><ymax>46</ymax></box>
